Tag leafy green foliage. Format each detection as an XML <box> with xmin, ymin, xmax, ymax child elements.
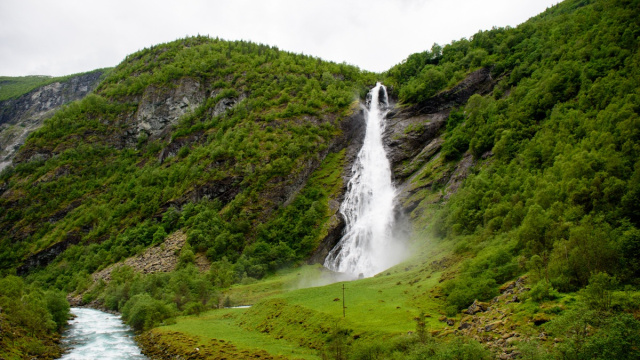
<box><xmin>0</xmin><ymin>275</ymin><xmax>69</xmax><ymax>358</ymax></box>
<box><xmin>527</xmin><ymin>280</ymin><xmax>560</xmax><ymax>302</ymax></box>
<box><xmin>394</xmin><ymin>0</ymin><xmax>640</xmax><ymax>298</ymax></box>
<box><xmin>547</xmin><ymin>309</ymin><xmax>640</xmax><ymax>360</ymax></box>
<box><xmin>0</xmin><ymin>36</ymin><xmax>373</xmax><ymax>282</ymax></box>
<box><xmin>122</xmin><ymin>293</ymin><xmax>176</xmax><ymax>332</ymax></box>
<box><xmin>99</xmin><ymin>264</ymin><xmax>220</xmax><ymax>331</ymax></box>
<box><xmin>581</xmin><ymin>272</ymin><xmax>619</xmax><ymax>312</ymax></box>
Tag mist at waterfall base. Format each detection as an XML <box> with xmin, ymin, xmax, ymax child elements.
<box><xmin>323</xmin><ymin>83</ymin><xmax>408</xmax><ymax>279</ymax></box>
<box><xmin>60</xmin><ymin>308</ymin><xmax>147</xmax><ymax>360</ymax></box>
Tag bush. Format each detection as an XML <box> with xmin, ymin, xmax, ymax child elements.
<box><xmin>527</xmin><ymin>280</ymin><xmax>559</xmax><ymax>302</ymax></box>
<box><xmin>442</xmin><ymin>130</ymin><xmax>470</xmax><ymax>161</ymax></box>
<box><xmin>444</xmin><ymin>275</ymin><xmax>498</xmax><ymax>310</ymax></box>
<box><xmin>551</xmin><ymin>310</ymin><xmax>640</xmax><ymax>360</ymax></box>
<box><xmin>44</xmin><ymin>290</ymin><xmax>70</xmax><ymax>331</ymax></box>
<box><xmin>435</xmin><ymin>337</ymin><xmax>492</xmax><ymax>360</ymax></box>
<box><xmin>582</xmin><ymin>272</ymin><xmax>619</xmax><ymax>312</ymax></box>
<box><xmin>121</xmin><ymin>293</ymin><xmax>175</xmax><ymax>332</ymax></box>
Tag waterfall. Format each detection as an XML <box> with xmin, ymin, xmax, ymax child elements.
<box><xmin>324</xmin><ymin>83</ymin><xmax>403</xmax><ymax>277</ymax></box>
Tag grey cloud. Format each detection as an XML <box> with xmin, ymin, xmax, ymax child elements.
<box><xmin>0</xmin><ymin>0</ymin><xmax>561</xmax><ymax>76</ymax></box>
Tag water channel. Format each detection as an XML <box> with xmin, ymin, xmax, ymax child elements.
<box><xmin>60</xmin><ymin>307</ymin><xmax>147</xmax><ymax>360</ymax></box>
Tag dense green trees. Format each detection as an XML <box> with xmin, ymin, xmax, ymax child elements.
<box><xmin>0</xmin><ymin>36</ymin><xmax>374</xmax><ymax>278</ymax></box>
<box><xmin>385</xmin><ymin>3</ymin><xmax>640</xmax><ymax>350</ymax></box>
<box><xmin>0</xmin><ymin>276</ymin><xmax>69</xmax><ymax>358</ymax></box>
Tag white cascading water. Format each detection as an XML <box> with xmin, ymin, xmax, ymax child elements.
<box><xmin>60</xmin><ymin>308</ymin><xmax>147</xmax><ymax>360</ymax></box>
<box><xmin>324</xmin><ymin>82</ymin><xmax>403</xmax><ymax>278</ymax></box>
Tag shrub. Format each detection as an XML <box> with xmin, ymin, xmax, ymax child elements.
<box><xmin>582</xmin><ymin>272</ymin><xmax>619</xmax><ymax>312</ymax></box>
<box><xmin>527</xmin><ymin>280</ymin><xmax>559</xmax><ymax>302</ymax></box>
<box><xmin>121</xmin><ymin>293</ymin><xmax>175</xmax><ymax>332</ymax></box>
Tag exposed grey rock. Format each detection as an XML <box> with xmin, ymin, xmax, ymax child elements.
<box><xmin>211</xmin><ymin>93</ymin><xmax>246</xmax><ymax>118</ymax></box>
<box><xmin>443</xmin><ymin>152</ymin><xmax>475</xmax><ymax>199</ymax></box>
<box><xmin>465</xmin><ymin>299</ymin><xmax>490</xmax><ymax>315</ymax></box>
<box><xmin>382</xmin><ymin>67</ymin><xmax>497</xmax><ymax>181</ymax></box>
<box><xmin>308</xmin><ymin>106</ymin><xmax>367</xmax><ymax>264</ymax></box>
<box><xmin>132</xmin><ymin>77</ymin><xmax>205</xmax><ymax>142</ymax></box>
<box><xmin>0</xmin><ymin>70</ymin><xmax>104</xmax><ymax>171</ymax></box>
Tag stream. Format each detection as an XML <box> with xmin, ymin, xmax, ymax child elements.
<box><xmin>60</xmin><ymin>307</ymin><xmax>147</xmax><ymax>360</ymax></box>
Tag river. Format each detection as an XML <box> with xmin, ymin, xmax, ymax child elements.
<box><xmin>60</xmin><ymin>307</ymin><xmax>147</xmax><ymax>360</ymax></box>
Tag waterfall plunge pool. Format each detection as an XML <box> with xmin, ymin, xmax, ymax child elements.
<box><xmin>60</xmin><ymin>307</ymin><xmax>147</xmax><ymax>360</ymax></box>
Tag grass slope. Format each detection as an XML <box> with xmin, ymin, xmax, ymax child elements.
<box><xmin>136</xmin><ymin>235</ymin><xmax>460</xmax><ymax>359</ymax></box>
<box><xmin>0</xmin><ymin>75</ymin><xmax>55</xmax><ymax>101</ymax></box>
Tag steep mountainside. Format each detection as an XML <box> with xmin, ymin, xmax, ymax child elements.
<box><xmin>1</xmin><ymin>0</ymin><xmax>640</xmax><ymax>359</ymax></box>
<box><xmin>0</xmin><ymin>37</ymin><xmax>376</xmax><ymax>280</ymax></box>
<box><xmin>0</xmin><ymin>70</ymin><xmax>105</xmax><ymax>171</ymax></box>
<box><xmin>385</xmin><ymin>0</ymin><xmax>640</xmax><ymax>294</ymax></box>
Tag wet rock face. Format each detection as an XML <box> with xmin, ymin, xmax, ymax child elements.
<box><xmin>16</xmin><ymin>230</ymin><xmax>84</xmax><ymax>275</ymax></box>
<box><xmin>0</xmin><ymin>70</ymin><xmax>104</xmax><ymax>171</ymax></box>
<box><xmin>308</xmin><ymin>107</ymin><xmax>367</xmax><ymax>265</ymax></box>
<box><xmin>383</xmin><ymin>67</ymin><xmax>496</xmax><ymax>180</ymax></box>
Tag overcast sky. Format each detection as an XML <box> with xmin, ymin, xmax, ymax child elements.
<box><xmin>1</xmin><ymin>0</ymin><xmax>561</xmax><ymax>77</ymax></box>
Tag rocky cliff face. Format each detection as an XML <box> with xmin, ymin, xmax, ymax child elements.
<box><xmin>383</xmin><ymin>67</ymin><xmax>495</xmax><ymax>179</ymax></box>
<box><xmin>310</xmin><ymin>69</ymin><xmax>497</xmax><ymax>264</ymax></box>
<box><xmin>128</xmin><ymin>78</ymin><xmax>205</xmax><ymax>143</ymax></box>
<box><xmin>381</xmin><ymin>67</ymin><xmax>497</xmax><ymax>222</ymax></box>
<box><xmin>0</xmin><ymin>70</ymin><xmax>104</xmax><ymax>171</ymax></box>
<box><xmin>308</xmin><ymin>105</ymin><xmax>367</xmax><ymax>264</ymax></box>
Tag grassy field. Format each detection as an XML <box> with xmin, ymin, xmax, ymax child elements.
<box><xmin>157</xmin><ymin>308</ymin><xmax>322</xmax><ymax>359</ymax></box>
<box><xmin>144</xmin><ymin>233</ymin><xmax>461</xmax><ymax>358</ymax></box>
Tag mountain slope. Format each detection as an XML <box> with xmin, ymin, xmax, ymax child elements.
<box><xmin>1</xmin><ymin>0</ymin><xmax>640</xmax><ymax>358</ymax></box>
<box><xmin>385</xmin><ymin>0</ymin><xmax>640</xmax><ymax>294</ymax></box>
<box><xmin>105</xmin><ymin>0</ymin><xmax>640</xmax><ymax>358</ymax></box>
<box><xmin>0</xmin><ymin>70</ymin><xmax>105</xmax><ymax>171</ymax></box>
<box><xmin>1</xmin><ymin>37</ymin><xmax>376</xmax><ymax>279</ymax></box>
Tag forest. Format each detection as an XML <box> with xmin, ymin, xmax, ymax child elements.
<box><xmin>1</xmin><ymin>0</ymin><xmax>639</xmax><ymax>358</ymax></box>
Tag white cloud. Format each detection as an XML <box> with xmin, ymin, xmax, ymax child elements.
<box><xmin>0</xmin><ymin>0</ymin><xmax>561</xmax><ymax>76</ymax></box>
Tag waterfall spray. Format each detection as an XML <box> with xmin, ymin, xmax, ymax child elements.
<box><xmin>324</xmin><ymin>83</ymin><xmax>404</xmax><ymax>277</ymax></box>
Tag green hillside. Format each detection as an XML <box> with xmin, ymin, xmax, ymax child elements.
<box><xmin>0</xmin><ymin>75</ymin><xmax>56</xmax><ymax>101</ymax></box>
<box><xmin>0</xmin><ymin>37</ymin><xmax>375</xmax><ymax>358</ymax></box>
<box><xmin>1</xmin><ymin>0</ymin><xmax>640</xmax><ymax>358</ymax></box>
<box><xmin>1</xmin><ymin>37</ymin><xmax>374</xmax><ymax>274</ymax></box>
<box><xmin>386</xmin><ymin>0</ymin><xmax>640</xmax><ymax>296</ymax></box>
<box><xmin>0</xmin><ymin>70</ymin><xmax>109</xmax><ymax>102</ymax></box>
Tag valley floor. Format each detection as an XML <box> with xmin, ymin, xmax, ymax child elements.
<box><xmin>131</xmin><ymin>239</ymin><xmax>549</xmax><ymax>359</ymax></box>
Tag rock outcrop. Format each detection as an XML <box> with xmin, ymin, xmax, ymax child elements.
<box><xmin>92</xmin><ymin>231</ymin><xmax>195</xmax><ymax>283</ymax></box>
<box><xmin>383</xmin><ymin>67</ymin><xmax>496</xmax><ymax>180</ymax></box>
<box><xmin>308</xmin><ymin>104</ymin><xmax>367</xmax><ymax>264</ymax></box>
<box><xmin>451</xmin><ymin>276</ymin><xmax>537</xmax><ymax>359</ymax></box>
<box><xmin>129</xmin><ymin>78</ymin><xmax>205</xmax><ymax>143</ymax></box>
<box><xmin>0</xmin><ymin>70</ymin><xmax>104</xmax><ymax>171</ymax></box>
<box><xmin>311</xmin><ymin>68</ymin><xmax>497</xmax><ymax>264</ymax></box>
<box><xmin>16</xmin><ymin>231</ymin><xmax>83</xmax><ymax>275</ymax></box>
